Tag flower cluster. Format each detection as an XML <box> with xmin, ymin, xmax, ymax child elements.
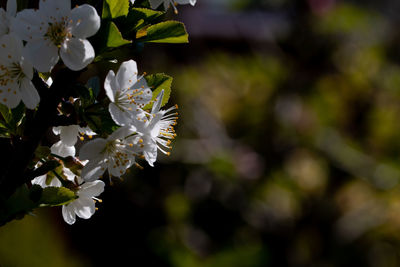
<box><xmin>0</xmin><ymin>0</ymin><xmax>195</xmax><ymax>225</ymax></box>
<box><xmin>0</xmin><ymin>0</ymin><xmax>100</xmax><ymax>110</ymax></box>
<box><xmin>80</xmin><ymin>60</ymin><xmax>178</xmax><ymax>181</ymax></box>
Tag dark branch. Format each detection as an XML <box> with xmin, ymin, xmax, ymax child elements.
<box><xmin>0</xmin><ymin>69</ymin><xmax>81</xmax><ymax>203</ymax></box>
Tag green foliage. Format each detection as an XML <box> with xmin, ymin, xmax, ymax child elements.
<box><xmin>40</xmin><ymin>187</ymin><xmax>77</xmax><ymax>207</ymax></box>
<box><xmin>0</xmin><ymin>103</ymin><xmax>25</xmax><ymax>137</ymax></box>
<box><xmin>103</xmin><ymin>21</ymin><xmax>132</xmax><ymax>49</ymax></box>
<box><xmin>137</xmin><ymin>21</ymin><xmax>189</xmax><ymax>43</ymax></box>
<box><xmin>102</xmin><ymin>0</ymin><xmax>130</xmax><ymax>19</ymax></box>
<box><xmin>0</xmin><ymin>185</ymin><xmax>41</xmax><ymax>226</ymax></box>
<box><xmin>34</xmin><ymin>146</ymin><xmax>51</xmax><ymax>159</ymax></box>
<box><xmin>144</xmin><ymin>73</ymin><xmax>173</xmax><ymax>110</ymax></box>
<box><xmin>126</xmin><ymin>8</ymin><xmax>164</xmax><ymax>32</ymax></box>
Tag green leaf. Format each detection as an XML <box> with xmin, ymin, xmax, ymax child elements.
<box><xmin>0</xmin><ymin>127</ymin><xmax>10</xmax><ymax>138</ymax></box>
<box><xmin>34</xmin><ymin>146</ymin><xmax>51</xmax><ymax>159</ymax></box>
<box><xmin>106</xmin><ymin>21</ymin><xmax>132</xmax><ymax>48</ymax></box>
<box><xmin>0</xmin><ymin>185</ymin><xmax>41</xmax><ymax>226</ymax></box>
<box><xmin>143</xmin><ymin>73</ymin><xmax>173</xmax><ymax>110</ymax></box>
<box><xmin>0</xmin><ymin>104</ymin><xmax>12</xmax><ymax>124</ymax></box>
<box><xmin>11</xmin><ymin>102</ymin><xmax>25</xmax><ymax>127</ymax></box>
<box><xmin>103</xmin><ymin>0</ymin><xmax>130</xmax><ymax>19</ymax></box>
<box><xmin>125</xmin><ymin>7</ymin><xmax>164</xmax><ymax>32</ymax></box>
<box><xmin>40</xmin><ymin>187</ymin><xmax>77</xmax><ymax>207</ymax></box>
<box><xmin>102</xmin><ymin>0</ymin><xmax>112</xmax><ymax>19</ymax></box>
<box><xmin>138</xmin><ymin>21</ymin><xmax>189</xmax><ymax>43</ymax></box>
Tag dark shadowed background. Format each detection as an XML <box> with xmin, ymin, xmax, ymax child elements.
<box><xmin>4</xmin><ymin>0</ymin><xmax>400</xmax><ymax>266</ymax></box>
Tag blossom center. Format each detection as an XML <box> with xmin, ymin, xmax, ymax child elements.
<box><xmin>44</xmin><ymin>19</ymin><xmax>71</xmax><ymax>47</ymax></box>
<box><xmin>0</xmin><ymin>62</ymin><xmax>25</xmax><ymax>86</ymax></box>
<box><xmin>115</xmin><ymin>88</ymin><xmax>148</xmax><ymax>111</ymax></box>
<box><xmin>103</xmin><ymin>140</ymin><xmax>117</xmax><ymax>155</ymax></box>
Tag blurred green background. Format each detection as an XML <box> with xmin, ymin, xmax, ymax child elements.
<box><xmin>5</xmin><ymin>0</ymin><xmax>400</xmax><ymax>266</ymax></box>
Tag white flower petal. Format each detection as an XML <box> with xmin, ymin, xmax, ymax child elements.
<box><xmin>152</xmin><ymin>89</ymin><xmax>164</xmax><ymax>114</ymax></box>
<box><xmin>104</xmin><ymin>70</ymin><xmax>116</xmax><ymax>102</ymax></box>
<box><xmin>25</xmin><ymin>39</ymin><xmax>59</xmax><ymax>72</ymax></box>
<box><xmin>79</xmin><ymin>126</ymin><xmax>96</xmax><ymax>136</ymax></box>
<box><xmin>6</xmin><ymin>0</ymin><xmax>17</xmax><ymax>17</ymax></box>
<box><xmin>53</xmin><ymin>126</ymin><xmax>61</xmax><ymax>135</ymax></box>
<box><xmin>163</xmin><ymin>1</ymin><xmax>170</xmax><ymax>10</ymax></box>
<box><xmin>50</xmin><ymin>140</ymin><xmax>76</xmax><ymax>157</ymax></box>
<box><xmin>79</xmin><ymin>138</ymin><xmax>107</xmax><ymax>160</ymax></box>
<box><xmin>62</xmin><ymin>205</ymin><xmax>76</xmax><ymax>225</ymax></box>
<box><xmin>60</xmin><ymin>37</ymin><xmax>94</xmax><ymax>71</ymax></box>
<box><xmin>0</xmin><ymin>84</ymin><xmax>20</xmax><ymax>108</ymax></box>
<box><xmin>79</xmin><ymin>180</ymin><xmax>105</xmax><ymax>198</ymax></box>
<box><xmin>81</xmin><ymin>158</ymin><xmax>107</xmax><ymax>182</ymax></box>
<box><xmin>130</xmin><ymin>79</ymin><xmax>152</xmax><ymax>105</ymax></box>
<box><xmin>144</xmin><ymin>144</ymin><xmax>157</xmax><ymax>167</ymax></box>
<box><xmin>0</xmin><ymin>9</ymin><xmax>8</xmax><ymax>37</ymax></box>
<box><xmin>109</xmin><ymin>102</ymin><xmax>134</xmax><ymax>126</ymax></box>
<box><xmin>0</xmin><ymin>33</ymin><xmax>22</xmax><ymax>64</ymax></box>
<box><xmin>20</xmin><ymin>79</ymin><xmax>40</xmax><ymax>109</ymax></box>
<box><xmin>39</xmin><ymin>0</ymin><xmax>71</xmax><ymax>22</ymax></box>
<box><xmin>70</xmin><ymin>4</ymin><xmax>100</xmax><ymax>39</ymax></box>
<box><xmin>11</xmin><ymin>9</ymin><xmax>47</xmax><ymax>42</ymax></box>
<box><xmin>20</xmin><ymin>54</ymin><xmax>33</xmax><ymax>80</ymax></box>
<box><xmin>149</xmin><ymin>0</ymin><xmax>164</xmax><ymax>9</ymax></box>
<box><xmin>63</xmin><ymin>167</ymin><xmax>76</xmax><ymax>182</ymax></box>
<box><xmin>31</xmin><ymin>175</ymin><xmax>47</xmax><ymax>187</ymax></box>
<box><xmin>108</xmin><ymin>156</ymin><xmax>130</xmax><ymax>177</ymax></box>
<box><xmin>73</xmin><ymin>197</ymin><xmax>95</xmax><ymax>219</ymax></box>
<box><xmin>116</xmin><ymin>60</ymin><xmax>137</xmax><ymax>91</ymax></box>
<box><xmin>60</xmin><ymin>125</ymin><xmax>80</xmax><ymax>146</ymax></box>
<box><xmin>108</xmin><ymin>125</ymin><xmax>136</xmax><ymax>140</ymax></box>
<box><xmin>175</xmin><ymin>0</ymin><xmax>196</xmax><ymax>5</ymax></box>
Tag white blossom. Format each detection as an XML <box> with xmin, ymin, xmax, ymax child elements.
<box><xmin>0</xmin><ymin>0</ymin><xmax>16</xmax><ymax>37</ymax></box>
<box><xmin>11</xmin><ymin>0</ymin><xmax>100</xmax><ymax>72</ymax></box>
<box><xmin>0</xmin><ymin>33</ymin><xmax>39</xmax><ymax>109</ymax></box>
<box><xmin>32</xmin><ymin>163</ymin><xmax>76</xmax><ymax>188</ymax></box>
<box><xmin>62</xmin><ymin>179</ymin><xmax>105</xmax><ymax>225</ymax></box>
<box><xmin>32</xmin><ymin>164</ymin><xmax>104</xmax><ymax>225</ymax></box>
<box><xmin>105</xmin><ymin>60</ymin><xmax>152</xmax><ymax>126</ymax></box>
<box><xmin>32</xmin><ymin>173</ymin><xmax>63</xmax><ymax>187</ymax></box>
<box><xmin>79</xmin><ymin>126</ymin><xmax>139</xmax><ymax>181</ymax></box>
<box><xmin>149</xmin><ymin>0</ymin><xmax>196</xmax><ymax>12</ymax></box>
<box><xmin>51</xmin><ymin>125</ymin><xmax>96</xmax><ymax>157</ymax></box>
<box><xmin>132</xmin><ymin>90</ymin><xmax>178</xmax><ymax>167</ymax></box>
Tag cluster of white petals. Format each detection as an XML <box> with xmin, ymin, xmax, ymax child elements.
<box><xmin>0</xmin><ymin>0</ymin><xmax>16</xmax><ymax>37</ymax></box>
<box><xmin>79</xmin><ymin>126</ymin><xmax>140</xmax><ymax>181</ymax></box>
<box><xmin>11</xmin><ymin>0</ymin><xmax>100</xmax><ymax>72</ymax></box>
<box><xmin>62</xmin><ymin>179</ymin><xmax>105</xmax><ymax>225</ymax></box>
<box><xmin>0</xmin><ymin>34</ymin><xmax>39</xmax><ymax>109</ymax></box>
<box><xmin>104</xmin><ymin>60</ymin><xmax>152</xmax><ymax>126</ymax></box>
<box><xmin>132</xmin><ymin>89</ymin><xmax>178</xmax><ymax>166</ymax></box>
<box><xmin>32</xmin><ymin>162</ymin><xmax>105</xmax><ymax>225</ymax></box>
<box><xmin>51</xmin><ymin>125</ymin><xmax>96</xmax><ymax>157</ymax></box>
<box><xmin>7</xmin><ymin>0</ymin><xmax>193</xmax><ymax>225</ymax></box>
<box><xmin>0</xmin><ymin>0</ymin><xmax>100</xmax><ymax>111</ymax></box>
<box><xmin>149</xmin><ymin>0</ymin><xmax>196</xmax><ymax>12</ymax></box>
<box><xmin>78</xmin><ymin>60</ymin><xmax>178</xmax><ymax>183</ymax></box>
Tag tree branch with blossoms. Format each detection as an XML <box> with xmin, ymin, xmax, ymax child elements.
<box><xmin>0</xmin><ymin>0</ymin><xmax>195</xmax><ymax>226</ymax></box>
